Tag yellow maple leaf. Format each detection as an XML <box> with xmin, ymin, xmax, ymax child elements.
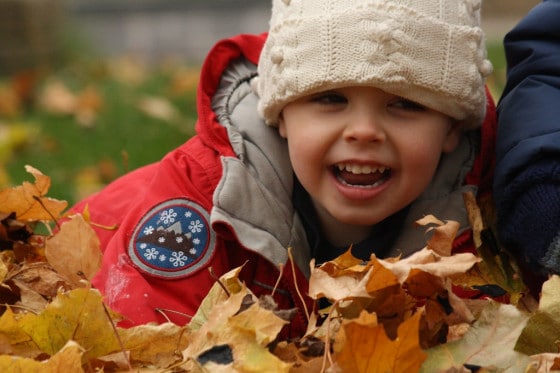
<box><xmin>118</xmin><ymin>322</ymin><xmax>187</xmax><ymax>368</ymax></box>
<box><xmin>0</xmin><ymin>308</ymin><xmax>41</xmax><ymax>358</ymax></box>
<box><xmin>16</xmin><ymin>287</ymin><xmax>121</xmax><ymax>360</ymax></box>
<box><xmin>0</xmin><ymin>340</ymin><xmax>84</xmax><ymax>373</ymax></box>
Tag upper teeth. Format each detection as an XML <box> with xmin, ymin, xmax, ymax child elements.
<box><xmin>337</xmin><ymin>164</ymin><xmax>387</xmax><ymax>174</ymax></box>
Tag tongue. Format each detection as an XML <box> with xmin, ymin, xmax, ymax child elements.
<box><xmin>338</xmin><ymin>170</ymin><xmax>385</xmax><ymax>186</ymax></box>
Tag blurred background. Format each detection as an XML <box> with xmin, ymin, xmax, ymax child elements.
<box><xmin>0</xmin><ymin>0</ymin><xmax>540</xmax><ymax>206</ymax></box>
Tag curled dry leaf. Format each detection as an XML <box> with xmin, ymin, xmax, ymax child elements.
<box><xmin>415</xmin><ymin>215</ymin><xmax>460</xmax><ymax>256</ymax></box>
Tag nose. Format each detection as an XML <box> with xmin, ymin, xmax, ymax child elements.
<box><xmin>342</xmin><ymin>107</ymin><xmax>386</xmax><ymax>143</ymax></box>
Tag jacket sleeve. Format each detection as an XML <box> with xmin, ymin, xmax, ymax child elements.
<box><xmin>494</xmin><ymin>0</ymin><xmax>560</xmax><ymax>274</ymax></box>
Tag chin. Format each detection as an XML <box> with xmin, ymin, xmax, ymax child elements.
<box><xmin>333</xmin><ymin>213</ymin><xmax>383</xmax><ymax>227</ymax></box>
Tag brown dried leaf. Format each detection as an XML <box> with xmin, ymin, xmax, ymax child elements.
<box><xmin>45</xmin><ymin>213</ymin><xmax>102</xmax><ymax>286</ymax></box>
<box><xmin>7</xmin><ymin>261</ymin><xmax>72</xmax><ymax>300</ymax></box>
<box><xmin>9</xmin><ymin>279</ymin><xmax>48</xmax><ymax>314</ymax></box>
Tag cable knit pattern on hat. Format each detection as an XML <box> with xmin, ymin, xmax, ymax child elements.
<box><xmin>256</xmin><ymin>0</ymin><xmax>493</xmax><ymax>128</ymax></box>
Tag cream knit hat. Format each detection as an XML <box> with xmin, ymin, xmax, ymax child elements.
<box><xmin>256</xmin><ymin>0</ymin><xmax>493</xmax><ymax>129</ymax></box>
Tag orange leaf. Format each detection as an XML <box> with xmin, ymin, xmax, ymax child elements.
<box><xmin>365</xmin><ymin>257</ymin><xmax>400</xmax><ymax>294</ymax></box>
<box><xmin>333</xmin><ymin>310</ymin><xmax>427</xmax><ymax>373</ymax></box>
<box><xmin>404</xmin><ymin>268</ymin><xmax>445</xmax><ymax>298</ymax></box>
<box><xmin>0</xmin><ymin>165</ymin><xmax>67</xmax><ymax>221</ymax></box>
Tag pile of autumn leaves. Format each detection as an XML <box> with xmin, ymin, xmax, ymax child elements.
<box><xmin>0</xmin><ymin>167</ymin><xmax>560</xmax><ymax>372</ymax></box>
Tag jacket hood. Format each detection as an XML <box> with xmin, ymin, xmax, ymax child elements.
<box><xmin>196</xmin><ymin>33</ymin><xmax>496</xmax><ymax>274</ymax></box>
<box><xmin>195</xmin><ymin>33</ymin><xmax>268</xmax><ymax>157</ymax></box>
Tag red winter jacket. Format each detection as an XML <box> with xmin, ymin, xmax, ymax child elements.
<box><xmin>70</xmin><ymin>33</ymin><xmax>498</xmax><ymax>338</ymax></box>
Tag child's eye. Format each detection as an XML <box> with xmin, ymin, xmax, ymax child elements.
<box><xmin>390</xmin><ymin>98</ymin><xmax>427</xmax><ymax>112</ymax></box>
<box><xmin>311</xmin><ymin>92</ymin><xmax>348</xmax><ymax>105</ymax></box>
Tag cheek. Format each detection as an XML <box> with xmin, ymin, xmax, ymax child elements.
<box><xmin>285</xmin><ymin>130</ymin><xmax>329</xmax><ymax>187</ymax></box>
<box><xmin>287</xmin><ymin>136</ymin><xmax>318</xmax><ymax>172</ymax></box>
<box><xmin>399</xmin><ymin>136</ymin><xmax>445</xmax><ymax>177</ymax></box>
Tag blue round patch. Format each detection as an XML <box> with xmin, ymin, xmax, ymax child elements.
<box><xmin>128</xmin><ymin>199</ymin><xmax>215</xmax><ymax>279</ymax></box>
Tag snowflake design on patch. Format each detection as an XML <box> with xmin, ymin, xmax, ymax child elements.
<box><xmin>188</xmin><ymin>219</ymin><xmax>203</xmax><ymax>234</ymax></box>
<box><xmin>159</xmin><ymin>209</ymin><xmax>178</xmax><ymax>225</ymax></box>
<box><xmin>170</xmin><ymin>251</ymin><xmax>188</xmax><ymax>267</ymax></box>
<box><xmin>130</xmin><ymin>199</ymin><xmax>216</xmax><ymax>278</ymax></box>
<box><xmin>144</xmin><ymin>248</ymin><xmax>159</xmax><ymax>261</ymax></box>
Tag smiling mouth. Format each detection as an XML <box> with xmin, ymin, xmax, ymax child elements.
<box><xmin>333</xmin><ymin>163</ymin><xmax>391</xmax><ymax>187</ymax></box>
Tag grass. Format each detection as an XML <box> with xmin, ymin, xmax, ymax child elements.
<box><xmin>0</xmin><ymin>39</ymin><xmax>508</xmax><ymax>208</ymax></box>
<box><xmin>2</xmin><ymin>56</ymin><xmax>199</xmax><ymax>205</ymax></box>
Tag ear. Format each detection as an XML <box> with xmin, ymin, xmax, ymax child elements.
<box><xmin>442</xmin><ymin>121</ymin><xmax>464</xmax><ymax>153</ymax></box>
<box><xmin>277</xmin><ymin>112</ymin><xmax>288</xmax><ymax>138</ymax></box>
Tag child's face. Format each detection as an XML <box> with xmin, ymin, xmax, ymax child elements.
<box><xmin>278</xmin><ymin>86</ymin><xmax>462</xmax><ymax>227</ymax></box>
